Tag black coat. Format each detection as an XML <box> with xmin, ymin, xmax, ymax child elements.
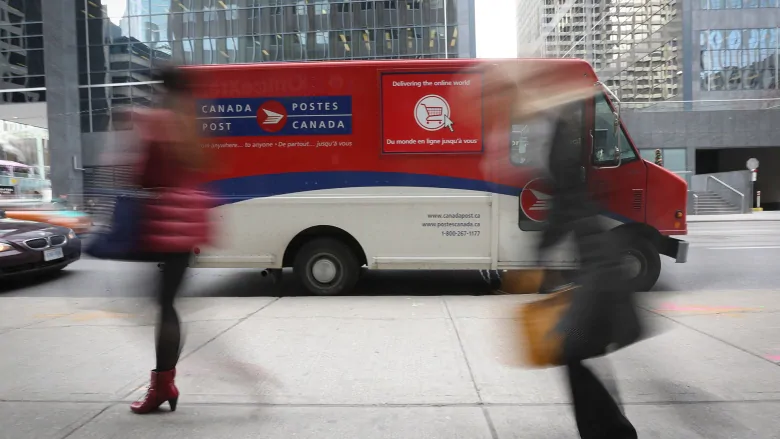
<box><xmin>538</xmin><ymin>107</ymin><xmax>643</xmax><ymax>362</ymax></box>
<box><xmin>557</xmin><ymin>223</ymin><xmax>644</xmax><ymax>362</ymax></box>
<box><xmin>538</xmin><ymin>106</ymin><xmax>600</xmax><ymax>253</ymax></box>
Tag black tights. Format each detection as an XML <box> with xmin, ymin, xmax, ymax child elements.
<box><xmin>155</xmin><ymin>253</ymin><xmax>190</xmax><ymax>371</ymax></box>
<box><xmin>567</xmin><ymin>361</ymin><xmax>637</xmax><ymax>439</ymax></box>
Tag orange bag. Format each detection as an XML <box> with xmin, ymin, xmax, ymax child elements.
<box><xmin>516</xmin><ymin>286</ymin><xmax>576</xmax><ymax>367</ymax></box>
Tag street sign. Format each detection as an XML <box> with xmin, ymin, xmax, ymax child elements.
<box><xmin>0</xmin><ymin>185</ymin><xmax>15</xmax><ymax>197</ymax></box>
<box><xmin>747</xmin><ymin>158</ymin><xmax>759</xmax><ymax>171</ymax></box>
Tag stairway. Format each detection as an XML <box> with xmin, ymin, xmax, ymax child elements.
<box><xmin>691</xmin><ymin>191</ymin><xmax>741</xmax><ymax>215</ymax></box>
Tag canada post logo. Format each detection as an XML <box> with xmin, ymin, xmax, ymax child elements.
<box><xmin>197</xmin><ymin>96</ymin><xmax>352</xmax><ymax>137</ymax></box>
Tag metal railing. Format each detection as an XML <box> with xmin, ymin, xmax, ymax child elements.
<box><xmin>706</xmin><ymin>175</ymin><xmax>746</xmax><ymax>213</ymax></box>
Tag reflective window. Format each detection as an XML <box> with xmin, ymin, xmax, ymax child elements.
<box><xmin>76</xmin><ymin>0</ymin><xmax>474</xmax><ymax>132</ymax></box>
<box><xmin>702</xmin><ymin>0</ymin><xmax>779</xmax><ymax>7</ymax></box>
<box><xmin>640</xmin><ymin>148</ymin><xmax>689</xmax><ymax>183</ymax></box>
<box><xmin>663</xmin><ymin>148</ymin><xmax>688</xmax><ymax>173</ymax></box>
<box><xmin>641</xmin><ymin>148</ymin><xmax>687</xmax><ymax>171</ymax></box>
<box><xmin>540</xmin><ymin>1</ymin><xmax>682</xmax><ymax>108</ymax></box>
<box><xmin>639</xmin><ymin>149</ymin><xmax>655</xmax><ymax>163</ymax></box>
<box><xmin>0</xmin><ymin>0</ymin><xmax>45</xmax><ymax>103</ymax></box>
<box><xmin>700</xmin><ymin>28</ymin><xmax>778</xmax><ymax>91</ymax></box>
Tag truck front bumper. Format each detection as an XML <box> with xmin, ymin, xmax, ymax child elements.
<box><xmin>661</xmin><ymin>236</ymin><xmax>689</xmax><ymax>263</ymax></box>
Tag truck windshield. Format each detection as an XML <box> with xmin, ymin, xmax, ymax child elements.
<box><xmin>593</xmin><ymin>92</ymin><xmax>638</xmax><ymax>166</ymax></box>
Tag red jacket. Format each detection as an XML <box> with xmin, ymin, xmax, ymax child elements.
<box><xmin>134</xmin><ymin>110</ymin><xmax>214</xmax><ymax>253</ymax></box>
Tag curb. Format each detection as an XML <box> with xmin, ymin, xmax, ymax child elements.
<box><xmin>689</xmin><ymin>218</ymin><xmax>780</xmax><ymax>223</ymax></box>
<box><xmin>688</xmin><ymin>213</ymin><xmax>780</xmax><ymax>223</ymax></box>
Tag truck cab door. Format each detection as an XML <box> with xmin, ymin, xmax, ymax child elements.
<box><xmin>587</xmin><ymin>92</ymin><xmax>647</xmax><ymax>224</ymax></box>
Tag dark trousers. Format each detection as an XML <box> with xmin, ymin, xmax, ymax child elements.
<box><xmin>154</xmin><ymin>253</ymin><xmax>190</xmax><ymax>371</ymax></box>
<box><xmin>566</xmin><ymin>361</ymin><xmax>637</xmax><ymax>439</ymax></box>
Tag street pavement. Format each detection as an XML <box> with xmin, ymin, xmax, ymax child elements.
<box><xmin>2</xmin><ymin>219</ymin><xmax>780</xmax><ymax>438</ymax></box>
<box><xmin>5</xmin><ymin>218</ymin><xmax>780</xmax><ymax>297</ymax></box>
<box><xmin>688</xmin><ymin>211</ymin><xmax>780</xmax><ymax>222</ymax></box>
<box><xmin>658</xmin><ymin>219</ymin><xmax>780</xmax><ymax>292</ymax></box>
<box><xmin>2</xmin><ymin>291</ymin><xmax>780</xmax><ymax>438</ymax></box>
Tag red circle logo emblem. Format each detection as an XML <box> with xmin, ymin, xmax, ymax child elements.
<box><xmin>256</xmin><ymin>100</ymin><xmax>287</xmax><ymax>133</ymax></box>
<box><xmin>520</xmin><ymin>178</ymin><xmax>553</xmax><ymax>223</ymax></box>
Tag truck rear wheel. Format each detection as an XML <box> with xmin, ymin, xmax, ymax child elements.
<box><xmin>621</xmin><ymin>237</ymin><xmax>661</xmax><ymax>292</ymax></box>
<box><xmin>293</xmin><ymin>238</ymin><xmax>360</xmax><ymax>296</ymax></box>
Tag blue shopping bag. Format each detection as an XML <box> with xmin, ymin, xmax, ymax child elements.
<box><xmin>86</xmin><ymin>193</ymin><xmax>146</xmax><ymax>261</ymax></box>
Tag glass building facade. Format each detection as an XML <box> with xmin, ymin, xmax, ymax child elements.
<box><xmin>691</xmin><ymin>2</ymin><xmax>780</xmax><ymax>110</ymax></box>
<box><xmin>701</xmin><ymin>0</ymin><xmax>779</xmax><ymax>8</ymax></box>
<box><xmin>77</xmin><ymin>0</ymin><xmax>476</xmax><ymax>133</ymax></box>
<box><xmin>699</xmin><ymin>27</ymin><xmax>778</xmax><ymax>92</ymax></box>
<box><xmin>515</xmin><ymin>1</ymin><xmax>687</xmax><ymax>179</ymax></box>
<box><xmin>0</xmin><ymin>0</ymin><xmax>45</xmax><ymax>103</ymax></box>
<box><xmin>516</xmin><ymin>0</ymin><xmax>683</xmax><ymax>108</ymax></box>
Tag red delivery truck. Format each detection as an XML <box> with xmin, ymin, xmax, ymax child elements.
<box><xmin>184</xmin><ymin>58</ymin><xmax>688</xmax><ymax>295</ymax></box>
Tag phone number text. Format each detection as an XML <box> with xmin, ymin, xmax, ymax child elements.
<box><xmin>441</xmin><ymin>230</ymin><xmax>481</xmax><ymax>237</ymax></box>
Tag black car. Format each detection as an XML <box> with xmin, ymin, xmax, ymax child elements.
<box><xmin>0</xmin><ymin>209</ymin><xmax>82</xmax><ymax>278</ymax></box>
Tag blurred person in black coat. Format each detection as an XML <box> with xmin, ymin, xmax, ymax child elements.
<box><xmin>537</xmin><ymin>101</ymin><xmax>642</xmax><ymax>439</ymax></box>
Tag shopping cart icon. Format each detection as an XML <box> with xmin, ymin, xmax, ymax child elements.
<box><xmin>423</xmin><ymin>104</ymin><xmax>443</xmax><ymax>123</ymax></box>
<box><xmin>415</xmin><ymin>95</ymin><xmax>454</xmax><ymax>132</ymax></box>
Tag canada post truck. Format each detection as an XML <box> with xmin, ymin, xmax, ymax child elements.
<box><xmin>186</xmin><ymin>58</ymin><xmax>689</xmax><ymax>295</ymax></box>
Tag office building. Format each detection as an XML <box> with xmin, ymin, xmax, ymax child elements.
<box><xmin>696</xmin><ymin>2</ymin><xmax>778</xmax><ymax>107</ymax></box>
<box><xmin>516</xmin><ymin>0</ymin><xmax>683</xmax><ymax>108</ymax></box>
<box><xmin>82</xmin><ymin>0</ymin><xmax>477</xmax><ymax>135</ymax></box>
<box><xmin>0</xmin><ymin>0</ymin><xmax>45</xmax><ymax>104</ymax></box>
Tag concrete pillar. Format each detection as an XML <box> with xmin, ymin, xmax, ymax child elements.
<box><xmin>42</xmin><ymin>0</ymin><xmax>83</xmax><ymax>200</ymax></box>
<box><xmin>35</xmin><ymin>137</ymin><xmax>45</xmax><ymax>180</ymax></box>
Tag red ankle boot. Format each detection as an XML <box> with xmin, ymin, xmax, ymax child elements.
<box><xmin>130</xmin><ymin>369</ymin><xmax>179</xmax><ymax>414</ymax></box>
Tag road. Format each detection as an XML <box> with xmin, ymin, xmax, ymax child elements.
<box><xmin>3</xmin><ymin>219</ymin><xmax>780</xmax><ymax>298</ymax></box>
<box><xmin>1</xmin><ymin>219</ymin><xmax>779</xmax><ymax>438</ymax></box>
<box><xmin>661</xmin><ymin>220</ymin><xmax>780</xmax><ymax>291</ymax></box>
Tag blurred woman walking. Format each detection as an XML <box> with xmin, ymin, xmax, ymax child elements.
<box><xmin>538</xmin><ymin>102</ymin><xmax>643</xmax><ymax>439</ymax></box>
<box><xmin>129</xmin><ymin>66</ymin><xmax>213</xmax><ymax>414</ymax></box>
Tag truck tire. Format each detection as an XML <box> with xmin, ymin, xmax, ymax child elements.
<box><xmin>622</xmin><ymin>236</ymin><xmax>661</xmax><ymax>292</ymax></box>
<box><xmin>293</xmin><ymin>237</ymin><xmax>360</xmax><ymax>296</ymax></box>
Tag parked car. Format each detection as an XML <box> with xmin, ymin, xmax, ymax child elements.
<box><xmin>0</xmin><ymin>199</ymin><xmax>92</xmax><ymax>236</ymax></box>
<box><xmin>0</xmin><ymin>209</ymin><xmax>82</xmax><ymax>278</ymax></box>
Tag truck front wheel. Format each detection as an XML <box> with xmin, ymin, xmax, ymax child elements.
<box><xmin>621</xmin><ymin>237</ymin><xmax>661</xmax><ymax>292</ymax></box>
<box><xmin>293</xmin><ymin>238</ymin><xmax>360</xmax><ymax>296</ymax></box>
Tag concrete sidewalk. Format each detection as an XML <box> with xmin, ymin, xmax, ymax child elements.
<box><xmin>1</xmin><ymin>291</ymin><xmax>780</xmax><ymax>438</ymax></box>
<box><xmin>688</xmin><ymin>211</ymin><xmax>780</xmax><ymax>222</ymax></box>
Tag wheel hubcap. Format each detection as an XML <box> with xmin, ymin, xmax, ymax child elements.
<box><xmin>621</xmin><ymin>252</ymin><xmax>644</xmax><ymax>280</ymax></box>
<box><xmin>311</xmin><ymin>258</ymin><xmax>338</xmax><ymax>284</ymax></box>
